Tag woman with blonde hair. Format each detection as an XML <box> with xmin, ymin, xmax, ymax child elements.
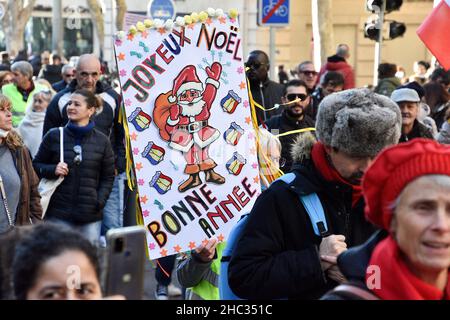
<box><xmin>0</xmin><ymin>71</ymin><xmax>13</xmax><ymax>90</ymax></box>
<box><xmin>256</xmin><ymin>127</ymin><xmax>283</xmax><ymax>189</ymax></box>
<box><xmin>0</xmin><ymin>94</ymin><xmax>42</xmax><ymax>234</ymax></box>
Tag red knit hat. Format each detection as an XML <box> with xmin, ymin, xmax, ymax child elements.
<box><xmin>362</xmin><ymin>138</ymin><xmax>450</xmax><ymax>229</ymax></box>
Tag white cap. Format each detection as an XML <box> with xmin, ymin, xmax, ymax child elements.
<box><xmin>391</xmin><ymin>88</ymin><xmax>420</xmax><ymax>103</ymax></box>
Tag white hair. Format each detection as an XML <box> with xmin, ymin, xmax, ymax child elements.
<box><xmin>11</xmin><ymin>61</ymin><xmax>33</xmax><ymax>79</ymax></box>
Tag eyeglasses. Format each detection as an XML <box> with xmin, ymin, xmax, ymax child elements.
<box><xmin>270</xmin><ymin>156</ymin><xmax>286</xmax><ymax>168</ymax></box>
<box><xmin>245</xmin><ymin>62</ymin><xmax>267</xmax><ymax>70</ymax></box>
<box><xmin>64</xmin><ymin>73</ymin><xmax>75</xmax><ymax>78</ymax></box>
<box><xmin>286</xmin><ymin>93</ymin><xmax>308</xmax><ymax>102</ymax></box>
<box><xmin>73</xmin><ymin>145</ymin><xmax>82</xmax><ymax>165</ymax></box>
<box><xmin>79</xmin><ymin>71</ymin><xmax>99</xmax><ymax>78</ymax></box>
<box><xmin>299</xmin><ymin>70</ymin><xmax>317</xmax><ymax>77</ymax></box>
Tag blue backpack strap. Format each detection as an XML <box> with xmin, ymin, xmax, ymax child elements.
<box><xmin>300</xmin><ymin>193</ymin><xmax>328</xmax><ymax>237</ymax></box>
<box><xmin>219</xmin><ymin>213</ymin><xmax>249</xmax><ymax>300</ymax></box>
<box><xmin>276</xmin><ymin>173</ymin><xmax>328</xmax><ymax>237</ymax></box>
<box><xmin>275</xmin><ymin>172</ymin><xmax>296</xmax><ymax>184</ymax></box>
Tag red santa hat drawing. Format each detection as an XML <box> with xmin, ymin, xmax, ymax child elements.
<box><xmin>168</xmin><ymin>65</ymin><xmax>204</xmax><ymax>104</ymax></box>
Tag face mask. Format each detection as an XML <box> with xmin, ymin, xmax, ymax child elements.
<box><xmin>395</xmin><ymin>71</ymin><xmax>405</xmax><ymax>79</ymax></box>
<box><xmin>0</xmin><ymin>128</ymin><xmax>9</xmax><ymax>138</ymax></box>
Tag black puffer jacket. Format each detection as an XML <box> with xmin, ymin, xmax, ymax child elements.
<box><xmin>228</xmin><ymin>145</ymin><xmax>377</xmax><ymax>299</ymax></box>
<box><xmin>43</xmin><ymin>80</ymin><xmax>125</xmax><ymax>173</ymax></box>
<box><xmin>39</xmin><ymin>64</ymin><xmax>63</xmax><ymax>84</ymax></box>
<box><xmin>33</xmin><ymin>126</ymin><xmax>115</xmax><ymax>223</ymax></box>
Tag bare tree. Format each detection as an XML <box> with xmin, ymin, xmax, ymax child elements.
<box><xmin>1</xmin><ymin>0</ymin><xmax>37</xmax><ymax>57</ymax></box>
<box><xmin>87</xmin><ymin>0</ymin><xmax>128</xmax><ymax>55</ymax></box>
<box><xmin>87</xmin><ymin>0</ymin><xmax>105</xmax><ymax>51</ymax></box>
<box><xmin>317</xmin><ymin>0</ymin><xmax>334</xmax><ymax>63</ymax></box>
<box><xmin>115</xmin><ymin>0</ymin><xmax>127</xmax><ymax>31</ymax></box>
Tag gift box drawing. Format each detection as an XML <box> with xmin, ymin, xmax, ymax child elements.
<box><xmin>142</xmin><ymin>141</ymin><xmax>165</xmax><ymax>165</ymax></box>
<box><xmin>150</xmin><ymin>171</ymin><xmax>173</xmax><ymax>194</ymax></box>
<box><xmin>128</xmin><ymin>107</ymin><xmax>152</xmax><ymax>131</ymax></box>
<box><xmin>226</xmin><ymin>152</ymin><xmax>246</xmax><ymax>176</ymax></box>
<box><xmin>223</xmin><ymin>122</ymin><xmax>244</xmax><ymax>146</ymax></box>
<box><xmin>220</xmin><ymin>90</ymin><xmax>241</xmax><ymax>114</ymax></box>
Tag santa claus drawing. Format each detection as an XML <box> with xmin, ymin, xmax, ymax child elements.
<box><xmin>153</xmin><ymin>62</ymin><xmax>225</xmax><ymax>193</ymax></box>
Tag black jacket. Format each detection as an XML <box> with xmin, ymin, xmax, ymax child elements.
<box><xmin>228</xmin><ymin>160</ymin><xmax>377</xmax><ymax>300</ymax></box>
<box><xmin>265</xmin><ymin>111</ymin><xmax>315</xmax><ymax>172</ymax></box>
<box><xmin>399</xmin><ymin>119</ymin><xmax>434</xmax><ymax>143</ymax></box>
<box><xmin>320</xmin><ymin>230</ymin><xmax>388</xmax><ymax>300</ymax></box>
<box><xmin>33</xmin><ymin>126</ymin><xmax>115</xmax><ymax>223</ymax></box>
<box><xmin>308</xmin><ymin>87</ymin><xmax>324</xmax><ymax>121</ymax></box>
<box><xmin>39</xmin><ymin>64</ymin><xmax>63</xmax><ymax>84</ymax></box>
<box><xmin>248</xmin><ymin>78</ymin><xmax>284</xmax><ymax>125</ymax></box>
<box><xmin>52</xmin><ymin>79</ymin><xmax>68</xmax><ymax>92</ymax></box>
<box><xmin>43</xmin><ymin>80</ymin><xmax>125</xmax><ymax>173</ymax></box>
<box><xmin>431</xmin><ymin>102</ymin><xmax>450</xmax><ymax>131</ymax></box>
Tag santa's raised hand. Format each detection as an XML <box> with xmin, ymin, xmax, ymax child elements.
<box><xmin>205</xmin><ymin>62</ymin><xmax>222</xmax><ymax>82</ymax></box>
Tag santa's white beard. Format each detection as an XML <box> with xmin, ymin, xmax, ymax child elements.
<box><xmin>179</xmin><ymin>99</ymin><xmax>206</xmax><ymax>117</ymax></box>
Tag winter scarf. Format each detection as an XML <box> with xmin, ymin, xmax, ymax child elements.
<box><xmin>17</xmin><ymin>110</ymin><xmax>46</xmax><ymax>157</ymax></box>
<box><xmin>311</xmin><ymin>142</ymin><xmax>362</xmax><ymax>207</ymax></box>
<box><xmin>66</xmin><ymin>121</ymin><xmax>95</xmax><ymax>145</ymax></box>
<box><xmin>368</xmin><ymin>236</ymin><xmax>450</xmax><ymax>300</ymax></box>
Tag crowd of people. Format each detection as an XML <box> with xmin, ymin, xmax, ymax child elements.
<box><xmin>0</xmin><ymin>43</ymin><xmax>449</xmax><ymax>300</ymax></box>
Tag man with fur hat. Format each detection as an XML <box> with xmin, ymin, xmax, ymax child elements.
<box><xmin>153</xmin><ymin>62</ymin><xmax>225</xmax><ymax>193</ymax></box>
<box><xmin>391</xmin><ymin>87</ymin><xmax>434</xmax><ymax>143</ymax></box>
<box><xmin>228</xmin><ymin>89</ymin><xmax>402</xmax><ymax>299</ymax></box>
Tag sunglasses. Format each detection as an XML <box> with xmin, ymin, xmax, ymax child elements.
<box><xmin>299</xmin><ymin>70</ymin><xmax>317</xmax><ymax>76</ymax></box>
<box><xmin>73</xmin><ymin>145</ymin><xmax>82</xmax><ymax>165</ymax></box>
<box><xmin>286</xmin><ymin>93</ymin><xmax>308</xmax><ymax>102</ymax></box>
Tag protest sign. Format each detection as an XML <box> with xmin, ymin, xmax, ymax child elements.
<box><xmin>114</xmin><ymin>9</ymin><xmax>261</xmax><ymax>259</ymax></box>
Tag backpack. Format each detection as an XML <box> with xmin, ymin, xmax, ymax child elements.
<box><xmin>219</xmin><ymin>172</ymin><xmax>328</xmax><ymax>299</ymax></box>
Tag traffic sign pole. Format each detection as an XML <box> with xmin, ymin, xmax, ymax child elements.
<box><xmin>270</xmin><ymin>27</ymin><xmax>276</xmax><ymax>81</ymax></box>
<box><xmin>373</xmin><ymin>0</ymin><xmax>386</xmax><ymax>86</ymax></box>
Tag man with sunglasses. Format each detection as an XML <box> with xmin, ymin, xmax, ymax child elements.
<box><xmin>43</xmin><ymin>54</ymin><xmax>126</xmax><ymax>243</ymax></box>
<box><xmin>245</xmin><ymin>50</ymin><xmax>284</xmax><ymax>125</ymax></box>
<box><xmin>265</xmin><ymin>80</ymin><xmax>315</xmax><ymax>172</ymax></box>
<box><xmin>297</xmin><ymin>61</ymin><xmax>318</xmax><ymax>94</ymax></box>
<box><xmin>52</xmin><ymin>65</ymin><xmax>75</xmax><ymax>93</ymax></box>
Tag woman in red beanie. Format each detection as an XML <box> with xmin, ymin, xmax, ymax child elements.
<box><xmin>322</xmin><ymin>138</ymin><xmax>450</xmax><ymax>300</ymax></box>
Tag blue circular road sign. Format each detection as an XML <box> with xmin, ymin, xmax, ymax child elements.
<box><xmin>148</xmin><ymin>0</ymin><xmax>176</xmax><ymax>21</ymax></box>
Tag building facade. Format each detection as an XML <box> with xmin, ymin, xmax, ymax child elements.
<box><xmin>0</xmin><ymin>0</ymin><xmax>434</xmax><ymax>86</ymax></box>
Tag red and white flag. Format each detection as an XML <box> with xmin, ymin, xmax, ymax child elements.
<box><xmin>416</xmin><ymin>0</ymin><xmax>450</xmax><ymax>70</ymax></box>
